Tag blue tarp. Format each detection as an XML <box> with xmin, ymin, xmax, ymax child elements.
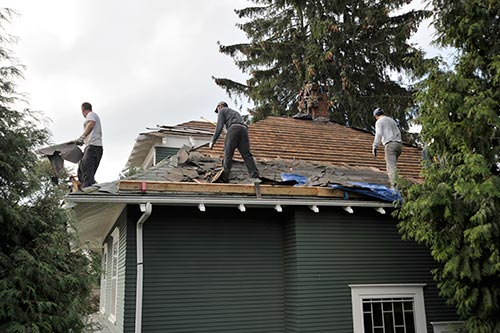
<box><xmin>280</xmin><ymin>173</ymin><xmax>308</xmax><ymax>185</ymax></box>
<box><xmin>330</xmin><ymin>181</ymin><xmax>402</xmax><ymax>203</ymax></box>
<box><xmin>280</xmin><ymin>173</ymin><xmax>401</xmax><ymax>202</ymax></box>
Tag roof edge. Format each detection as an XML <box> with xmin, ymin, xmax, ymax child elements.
<box><xmin>66</xmin><ymin>194</ymin><xmax>394</xmax><ymax>208</ymax></box>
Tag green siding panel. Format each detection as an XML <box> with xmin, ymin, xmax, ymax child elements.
<box><xmin>283</xmin><ymin>213</ymin><xmax>300</xmax><ymax>333</ymax></box>
<box><xmin>121</xmin><ymin>205</ymin><xmax>459</xmax><ymax>333</ymax></box>
<box><xmin>291</xmin><ymin>207</ymin><xmax>458</xmax><ymax>332</ymax></box>
<box><xmin>123</xmin><ymin>208</ymin><xmax>138</xmax><ymax>333</ymax></box>
<box><xmin>141</xmin><ymin>206</ymin><xmax>285</xmax><ymax>333</ymax></box>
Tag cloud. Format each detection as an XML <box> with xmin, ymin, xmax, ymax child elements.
<box><xmin>5</xmin><ymin>0</ymin><xmax>252</xmax><ymax>182</ymax></box>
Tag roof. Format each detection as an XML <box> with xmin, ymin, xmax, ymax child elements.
<box><xmin>126</xmin><ymin>116</ymin><xmax>422</xmax><ymax>180</ymax></box>
<box><xmin>191</xmin><ymin>116</ymin><xmax>422</xmax><ymax>181</ymax></box>
<box><xmin>67</xmin><ymin>116</ymin><xmax>422</xmax><ymax>245</ymax></box>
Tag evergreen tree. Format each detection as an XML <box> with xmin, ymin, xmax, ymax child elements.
<box><xmin>214</xmin><ymin>0</ymin><xmax>429</xmax><ymax>133</ymax></box>
<box><xmin>0</xmin><ymin>9</ymin><xmax>97</xmax><ymax>332</ymax></box>
<box><xmin>398</xmin><ymin>1</ymin><xmax>500</xmax><ymax>332</ymax></box>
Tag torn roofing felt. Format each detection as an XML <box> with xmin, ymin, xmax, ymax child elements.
<box><xmin>126</xmin><ymin>117</ymin><xmax>423</xmax><ymax>182</ymax></box>
<box><xmin>77</xmin><ymin>144</ymin><xmax>402</xmax><ymax>202</ymax></box>
<box><xmin>127</xmin><ymin>145</ymin><xmax>391</xmax><ymax>186</ymax></box>
<box><xmin>37</xmin><ymin>142</ymin><xmax>83</xmax><ymax>178</ymax></box>
<box><xmin>194</xmin><ymin>117</ymin><xmax>422</xmax><ymax>181</ymax></box>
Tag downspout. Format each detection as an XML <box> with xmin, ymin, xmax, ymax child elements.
<box><xmin>135</xmin><ymin>202</ymin><xmax>152</xmax><ymax>333</ymax></box>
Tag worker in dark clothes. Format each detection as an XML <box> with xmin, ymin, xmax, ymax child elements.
<box><xmin>75</xmin><ymin>102</ymin><xmax>103</xmax><ymax>189</ymax></box>
<box><xmin>209</xmin><ymin>101</ymin><xmax>260</xmax><ymax>183</ymax></box>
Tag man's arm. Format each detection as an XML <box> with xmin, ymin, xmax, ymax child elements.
<box><xmin>372</xmin><ymin>121</ymin><xmax>382</xmax><ymax>156</ymax></box>
<box><xmin>82</xmin><ymin>120</ymin><xmax>96</xmax><ymax>138</ymax></box>
<box><xmin>373</xmin><ymin>121</ymin><xmax>382</xmax><ymax>148</ymax></box>
<box><xmin>75</xmin><ymin>120</ymin><xmax>95</xmax><ymax>145</ymax></box>
<box><xmin>211</xmin><ymin>110</ymin><xmax>225</xmax><ymax>145</ymax></box>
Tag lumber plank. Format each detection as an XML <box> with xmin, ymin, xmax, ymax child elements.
<box><xmin>118</xmin><ymin>180</ymin><xmax>346</xmax><ymax>197</ymax></box>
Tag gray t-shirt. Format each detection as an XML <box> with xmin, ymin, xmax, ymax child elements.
<box><xmin>373</xmin><ymin>115</ymin><xmax>401</xmax><ymax>147</ymax></box>
<box><xmin>84</xmin><ymin>111</ymin><xmax>103</xmax><ymax>147</ymax></box>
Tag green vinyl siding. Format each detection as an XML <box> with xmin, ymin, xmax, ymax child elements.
<box><xmin>120</xmin><ymin>204</ymin><xmax>459</xmax><ymax>333</ymax></box>
<box><xmin>283</xmin><ymin>213</ymin><xmax>300</xmax><ymax>332</ymax></box>
<box><xmin>123</xmin><ymin>208</ymin><xmax>137</xmax><ymax>333</ymax></box>
<box><xmin>155</xmin><ymin>147</ymin><xmax>179</xmax><ymax>164</ymax></box>
<box><xmin>290</xmin><ymin>207</ymin><xmax>458</xmax><ymax>332</ymax></box>
<box><xmin>141</xmin><ymin>206</ymin><xmax>285</xmax><ymax>333</ymax></box>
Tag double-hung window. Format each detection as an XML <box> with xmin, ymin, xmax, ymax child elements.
<box><xmin>109</xmin><ymin>228</ymin><xmax>120</xmax><ymax>323</ymax></box>
<box><xmin>100</xmin><ymin>246</ymin><xmax>108</xmax><ymax>314</ymax></box>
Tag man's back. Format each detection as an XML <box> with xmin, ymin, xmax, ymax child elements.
<box><xmin>374</xmin><ymin>116</ymin><xmax>401</xmax><ymax>146</ymax></box>
<box><xmin>212</xmin><ymin>107</ymin><xmax>246</xmax><ymax>142</ymax></box>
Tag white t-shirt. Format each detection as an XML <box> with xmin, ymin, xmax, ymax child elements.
<box><xmin>84</xmin><ymin>111</ymin><xmax>103</xmax><ymax>147</ymax></box>
<box><xmin>373</xmin><ymin>115</ymin><xmax>401</xmax><ymax>147</ymax></box>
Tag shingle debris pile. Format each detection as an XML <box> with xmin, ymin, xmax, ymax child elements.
<box><xmin>126</xmin><ymin>144</ymin><xmax>390</xmax><ymax>187</ymax></box>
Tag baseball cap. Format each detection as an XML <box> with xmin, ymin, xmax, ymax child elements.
<box><xmin>215</xmin><ymin>101</ymin><xmax>227</xmax><ymax>113</ymax></box>
<box><xmin>373</xmin><ymin>108</ymin><xmax>384</xmax><ymax>117</ymax></box>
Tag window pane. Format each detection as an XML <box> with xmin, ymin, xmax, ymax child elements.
<box><xmin>373</xmin><ymin>302</ymin><xmax>383</xmax><ymax>327</ymax></box>
<box><xmin>395</xmin><ymin>327</ymin><xmax>405</xmax><ymax>333</ymax></box>
<box><xmin>374</xmin><ymin>328</ymin><xmax>384</xmax><ymax>333</ymax></box>
<box><xmin>394</xmin><ymin>302</ymin><xmax>404</xmax><ymax>325</ymax></box>
<box><xmin>405</xmin><ymin>312</ymin><xmax>416</xmax><ymax>333</ymax></box>
<box><xmin>404</xmin><ymin>300</ymin><xmax>413</xmax><ymax>311</ymax></box>
<box><xmin>384</xmin><ymin>312</ymin><xmax>395</xmax><ymax>333</ymax></box>
<box><xmin>363</xmin><ymin>302</ymin><xmax>371</xmax><ymax>312</ymax></box>
<box><xmin>383</xmin><ymin>301</ymin><xmax>392</xmax><ymax>311</ymax></box>
<box><xmin>364</xmin><ymin>312</ymin><xmax>373</xmax><ymax>332</ymax></box>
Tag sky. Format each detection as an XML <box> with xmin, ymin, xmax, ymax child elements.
<box><xmin>3</xmin><ymin>0</ymin><xmax>447</xmax><ymax>184</ymax></box>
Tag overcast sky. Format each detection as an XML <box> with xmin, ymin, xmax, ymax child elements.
<box><xmin>4</xmin><ymin>0</ymin><xmax>446</xmax><ymax>184</ymax></box>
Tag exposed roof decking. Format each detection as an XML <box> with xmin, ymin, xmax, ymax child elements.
<box><xmin>184</xmin><ymin>117</ymin><xmax>422</xmax><ymax>181</ymax></box>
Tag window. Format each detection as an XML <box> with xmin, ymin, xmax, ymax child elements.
<box><xmin>350</xmin><ymin>284</ymin><xmax>428</xmax><ymax>333</ymax></box>
<box><xmin>109</xmin><ymin>228</ymin><xmax>120</xmax><ymax>323</ymax></box>
<box><xmin>154</xmin><ymin>146</ymin><xmax>179</xmax><ymax>164</ymax></box>
<box><xmin>100</xmin><ymin>246</ymin><xmax>108</xmax><ymax>314</ymax></box>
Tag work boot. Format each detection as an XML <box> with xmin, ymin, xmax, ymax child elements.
<box><xmin>219</xmin><ymin>171</ymin><xmax>229</xmax><ymax>183</ymax></box>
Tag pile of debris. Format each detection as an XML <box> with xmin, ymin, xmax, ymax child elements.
<box><xmin>126</xmin><ymin>145</ymin><xmax>390</xmax><ymax>187</ymax></box>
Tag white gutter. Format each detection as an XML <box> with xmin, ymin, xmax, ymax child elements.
<box><xmin>135</xmin><ymin>202</ymin><xmax>152</xmax><ymax>333</ymax></box>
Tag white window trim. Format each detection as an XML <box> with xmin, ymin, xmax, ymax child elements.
<box><xmin>349</xmin><ymin>283</ymin><xmax>428</xmax><ymax>333</ymax></box>
<box><xmin>108</xmin><ymin>228</ymin><xmax>120</xmax><ymax>324</ymax></box>
<box><xmin>100</xmin><ymin>245</ymin><xmax>108</xmax><ymax>314</ymax></box>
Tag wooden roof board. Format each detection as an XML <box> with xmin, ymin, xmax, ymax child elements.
<box><xmin>190</xmin><ymin>117</ymin><xmax>422</xmax><ymax>180</ymax></box>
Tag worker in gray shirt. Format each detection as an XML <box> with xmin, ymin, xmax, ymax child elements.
<box><xmin>372</xmin><ymin>108</ymin><xmax>402</xmax><ymax>187</ymax></box>
<box><xmin>209</xmin><ymin>101</ymin><xmax>260</xmax><ymax>183</ymax></box>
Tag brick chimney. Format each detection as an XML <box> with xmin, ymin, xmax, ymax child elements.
<box><xmin>311</xmin><ymin>92</ymin><xmax>329</xmax><ymax>122</ymax></box>
<box><xmin>295</xmin><ymin>82</ymin><xmax>330</xmax><ymax>122</ymax></box>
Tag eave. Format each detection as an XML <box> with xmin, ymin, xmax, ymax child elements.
<box><xmin>67</xmin><ymin>182</ymin><xmax>395</xmax><ymax>247</ymax></box>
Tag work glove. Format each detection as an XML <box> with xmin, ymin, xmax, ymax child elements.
<box><xmin>208</xmin><ymin>141</ymin><xmax>214</xmax><ymax>149</ymax></box>
<box><xmin>74</xmin><ymin>135</ymin><xmax>85</xmax><ymax>146</ymax></box>
<box><xmin>372</xmin><ymin>146</ymin><xmax>377</xmax><ymax>157</ymax></box>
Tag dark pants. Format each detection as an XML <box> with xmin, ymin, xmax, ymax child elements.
<box><xmin>222</xmin><ymin>124</ymin><xmax>259</xmax><ymax>182</ymax></box>
<box><xmin>78</xmin><ymin>145</ymin><xmax>103</xmax><ymax>188</ymax></box>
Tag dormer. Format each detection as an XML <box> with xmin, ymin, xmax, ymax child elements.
<box><xmin>124</xmin><ymin>122</ymin><xmax>214</xmax><ymax>171</ymax></box>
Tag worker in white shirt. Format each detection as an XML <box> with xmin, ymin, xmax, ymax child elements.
<box><xmin>372</xmin><ymin>108</ymin><xmax>402</xmax><ymax>187</ymax></box>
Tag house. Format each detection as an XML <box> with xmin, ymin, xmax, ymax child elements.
<box><xmin>67</xmin><ymin>112</ymin><xmax>464</xmax><ymax>333</ymax></box>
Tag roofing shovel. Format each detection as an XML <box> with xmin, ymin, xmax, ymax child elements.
<box><xmin>190</xmin><ymin>142</ymin><xmax>210</xmax><ymax>151</ymax></box>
